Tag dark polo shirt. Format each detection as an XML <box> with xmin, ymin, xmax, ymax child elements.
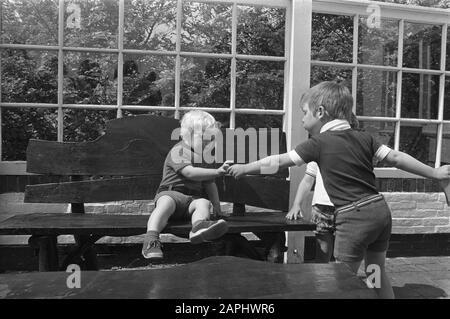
<box><xmin>295</xmin><ymin>129</ymin><xmax>381</xmax><ymax>207</ymax></box>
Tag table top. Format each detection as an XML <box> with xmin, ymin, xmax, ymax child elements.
<box><xmin>0</xmin><ymin>256</ymin><xmax>376</xmax><ymax>299</ymax></box>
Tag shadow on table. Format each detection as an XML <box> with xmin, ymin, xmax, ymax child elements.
<box><xmin>394</xmin><ymin>284</ymin><xmax>447</xmax><ymax>299</ymax></box>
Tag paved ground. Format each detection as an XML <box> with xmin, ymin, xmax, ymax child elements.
<box><xmin>363</xmin><ymin>256</ymin><xmax>450</xmax><ymax>299</ymax></box>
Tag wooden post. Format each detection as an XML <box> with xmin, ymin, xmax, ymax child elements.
<box><xmin>71</xmin><ymin>175</ymin><xmax>99</xmax><ymax>271</ymax></box>
<box><xmin>232</xmin><ymin>203</ymin><xmax>245</xmax><ymax>216</ymax></box>
<box><xmin>29</xmin><ymin>236</ymin><xmax>59</xmax><ymax>272</ymax></box>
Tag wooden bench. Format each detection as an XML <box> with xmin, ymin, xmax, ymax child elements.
<box><xmin>0</xmin><ymin>256</ymin><xmax>377</xmax><ymax>299</ymax></box>
<box><xmin>0</xmin><ymin>115</ymin><xmax>315</xmax><ymax>271</ymax></box>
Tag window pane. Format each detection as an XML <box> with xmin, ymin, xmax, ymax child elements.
<box><xmin>64</xmin><ymin>0</ymin><xmax>119</xmax><ymax>48</ymax></box>
<box><xmin>124</xmin><ymin>0</ymin><xmax>177</xmax><ymax>51</ymax></box>
<box><xmin>63</xmin><ymin>52</ymin><xmax>117</xmax><ymax>105</ymax></box>
<box><xmin>1</xmin><ymin>0</ymin><xmax>58</xmax><ymax>45</ymax></box>
<box><xmin>400</xmin><ymin>123</ymin><xmax>438</xmax><ymax>166</ymax></box>
<box><xmin>401</xmin><ymin>73</ymin><xmax>439</xmax><ymax>119</ymax></box>
<box><xmin>442</xmin><ymin>124</ymin><xmax>450</xmax><ymax>165</ymax></box>
<box><xmin>1</xmin><ymin>50</ymin><xmax>58</xmax><ymax>103</ymax></box>
<box><xmin>180</xmin><ymin>57</ymin><xmax>230</xmax><ymax>108</ymax></box>
<box><xmin>63</xmin><ymin>108</ymin><xmax>117</xmax><ymax>142</ymax></box>
<box><xmin>357</xmin><ymin>69</ymin><xmax>396</xmax><ymax>117</ymax></box>
<box><xmin>1</xmin><ymin>107</ymin><xmax>57</xmax><ymax>161</ymax></box>
<box><xmin>358</xmin><ymin>17</ymin><xmax>398</xmax><ymax>66</ymax></box>
<box><xmin>403</xmin><ymin>22</ymin><xmax>441</xmax><ymax>70</ymax></box>
<box><xmin>237</xmin><ymin>6</ymin><xmax>285</xmax><ymax>57</ymax></box>
<box><xmin>311</xmin><ymin>13</ymin><xmax>353</xmax><ymax>63</ymax></box>
<box><xmin>236</xmin><ymin>60</ymin><xmax>284</xmax><ymax>110</ymax></box>
<box><xmin>182</xmin><ymin>1</ymin><xmax>232</xmax><ymax>54</ymax></box>
<box><xmin>359</xmin><ymin>120</ymin><xmax>395</xmax><ymax>167</ymax></box>
<box><xmin>445</xmin><ymin>76</ymin><xmax>450</xmax><ymax>120</ymax></box>
<box><xmin>235</xmin><ymin>114</ymin><xmax>283</xmax><ymax>130</ymax></box>
<box><xmin>310</xmin><ymin>66</ymin><xmax>352</xmax><ymax>90</ymax></box>
<box><xmin>122</xmin><ymin>55</ymin><xmax>175</xmax><ymax>106</ymax></box>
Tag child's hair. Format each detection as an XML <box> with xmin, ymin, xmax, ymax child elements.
<box><xmin>300</xmin><ymin>81</ymin><xmax>353</xmax><ymax>122</ymax></box>
<box><xmin>349</xmin><ymin>112</ymin><xmax>359</xmax><ymax>129</ymax></box>
<box><xmin>180</xmin><ymin>110</ymin><xmax>217</xmax><ymax>141</ymax></box>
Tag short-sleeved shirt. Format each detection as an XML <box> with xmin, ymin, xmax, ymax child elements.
<box><xmin>157</xmin><ymin>141</ymin><xmax>204</xmax><ymax>195</ymax></box>
<box><xmin>293</xmin><ymin>129</ymin><xmax>390</xmax><ymax>207</ymax></box>
<box><xmin>305</xmin><ymin>162</ymin><xmax>333</xmax><ymax>206</ymax></box>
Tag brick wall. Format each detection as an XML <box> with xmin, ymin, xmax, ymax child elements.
<box><xmin>0</xmin><ymin>190</ymin><xmax>449</xmax><ymax>246</ymax></box>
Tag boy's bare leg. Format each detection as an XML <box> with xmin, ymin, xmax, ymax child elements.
<box><xmin>314</xmin><ymin>233</ymin><xmax>334</xmax><ymax>263</ymax></box>
<box><xmin>147</xmin><ymin>195</ymin><xmax>176</xmax><ymax>232</ymax></box>
<box><xmin>142</xmin><ymin>195</ymin><xmax>176</xmax><ymax>259</ymax></box>
<box><xmin>365</xmin><ymin>250</ymin><xmax>394</xmax><ymax>299</ymax></box>
<box><xmin>189</xmin><ymin>198</ymin><xmax>211</xmax><ymax>224</ymax></box>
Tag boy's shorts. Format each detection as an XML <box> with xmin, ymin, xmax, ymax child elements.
<box><xmin>333</xmin><ymin>194</ymin><xmax>392</xmax><ymax>263</ymax></box>
<box><xmin>311</xmin><ymin>204</ymin><xmax>336</xmax><ymax>236</ymax></box>
<box><xmin>154</xmin><ymin>190</ymin><xmax>197</xmax><ymax>221</ymax></box>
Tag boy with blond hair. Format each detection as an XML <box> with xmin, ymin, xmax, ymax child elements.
<box><xmin>142</xmin><ymin>110</ymin><xmax>231</xmax><ymax>259</ymax></box>
<box><xmin>229</xmin><ymin>81</ymin><xmax>450</xmax><ymax>298</ymax></box>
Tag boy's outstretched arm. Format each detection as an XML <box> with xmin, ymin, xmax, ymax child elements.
<box><xmin>181</xmin><ymin>160</ymin><xmax>233</xmax><ymax>181</ymax></box>
<box><xmin>286</xmin><ymin>173</ymin><xmax>315</xmax><ymax>220</ymax></box>
<box><xmin>228</xmin><ymin>153</ymin><xmax>301</xmax><ymax>178</ymax></box>
<box><xmin>382</xmin><ymin>150</ymin><xmax>450</xmax><ymax>180</ymax></box>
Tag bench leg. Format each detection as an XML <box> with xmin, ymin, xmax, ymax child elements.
<box><xmin>29</xmin><ymin>235</ymin><xmax>59</xmax><ymax>272</ymax></box>
<box><xmin>286</xmin><ymin>232</ymin><xmax>306</xmax><ymax>263</ymax></box>
<box><xmin>255</xmin><ymin>232</ymin><xmax>286</xmax><ymax>264</ymax></box>
<box><xmin>72</xmin><ymin>235</ymin><xmax>99</xmax><ymax>271</ymax></box>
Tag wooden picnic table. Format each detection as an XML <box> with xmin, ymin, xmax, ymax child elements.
<box><xmin>0</xmin><ymin>256</ymin><xmax>377</xmax><ymax>299</ymax></box>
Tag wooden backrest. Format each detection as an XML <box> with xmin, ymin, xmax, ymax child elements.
<box><xmin>25</xmin><ymin>115</ymin><xmax>290</xmax><ymax>211</ymax></box>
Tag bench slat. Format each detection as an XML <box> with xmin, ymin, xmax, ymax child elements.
<box><xmin>0</xmin><ymin>212</ymin><xmax>315</xmax><ymax>237</ymax></box>
<box><xmin>24</xmin><ymin>175</ymin><xmax>290</xmax><ymax>211</ymax></box>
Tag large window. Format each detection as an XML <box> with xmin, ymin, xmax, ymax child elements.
<box><xmin>0</xmin><ymin>0</ymin><xmax>288</xmax><ymax>162</ymax></box>
<box><xmin>0</xmin><ymin>0</ymin><xmax>449</xmax><ymax>179</ymax></box>
<box><xmin>311</xmin><ymin>0</ymin><xmax>449</xmax><ymax>176</ymax></box>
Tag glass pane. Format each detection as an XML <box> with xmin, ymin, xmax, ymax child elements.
<box><xmin>311</xmin><ymin>13</ymin><xmax>353</xmax><ymax>63</ymax></box>
<box><xmin>447</xmin><ymin>26</ymin><xmax>450</xmax><ymax>71</ymax></box>
<box><xmin>403</xmin><ymin>22</ymin><xmax>441</xmax><ymax>70</ymax></box>
<box><xmin>124</xmin><ymin>0</ymin><xmax>177</xmax><ymax>51</ymax></box>
<box><xmin>235</xmin><ymin>114</ymin><xmax>283</xmax><ymax>130</ymax></box>
<box><xmin>63</xmin><ymin>52</ymin><xmax>117</xmax><ymax>105</ymax></box>
<box><xmin>445</xmin><ymin>76</ymin><xmax>450</xmax><ymax>120</ymax></box>
<box><xmin>63</xmin><ymin>108</ymin><xmax>117</xmax><ymax>142</ymax></box>
<box><xmin>182</xmin><ymin>1</ymin><xmax>232</xmax><ymax>54</ymax></box>
<box><xmin>442</xmin><ymin>123</ymin><xmax>450</xmax><ymax>165</ymax></box>
<box><xmin>357</xmin><ymin>69</ymin><xmax>396</xmax><ymax>117</ymax></box>
<box><xmin>64</xmin><ymin>0</ymin><xmax>119</xmax><ymax>48</ymax></box>
<box><xmin>400</xmin><ymin>123</ymin><xmax>438</xmax><ymax>166</ymax></box>
<box><xmin>237</xmin><ymin>6</ymin><xmax>285</xmax><ymax>57</ymax></box>
<box><xmin>1</xmin><ymin>107</ymin><xmax>57</xmax><ymax>161</ymax></box>
<box><xmin>121</xmin><ymin>55</ymin><xmax>175</xmax><ymax>106</ymax></box>
<box><xmin>359</xmin><ymin>120</ymin><xmax>395</xmax><ymax>167</ymax></box>
<box><xmin>1</xmin><ymin>0</ymin><xmax>58</xmax><ymax>45</ymax></box>
<box><xmin>1</xmin><ymin>50</ymin><xmax>58</xmax><ymax>103</ymax></box>
<box><xmin>401</xmin><ymin>73</ymin><xmax>439</xmax><ymax>119</ymax></box>
<box><xmin>358</xmin><ymin>17</ymin><xmax>398</xmax><ymax>66</ymax></box>
<box><xmin>180</xmin><ymin>57</ymin><xmax>230</xmax><ymax>108</ymax></box>
<box><xmin>236</xmin><ymin>60</ymin><xmax>284</xmax><ymax>110</ymax></box>
<box><xmin>310</xmin><ymin>66</ymin><xmax>352</xmax><ymax>91</ymax></box>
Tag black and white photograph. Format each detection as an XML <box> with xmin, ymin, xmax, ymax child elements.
<box><xmin>0</xmin><ymin>0</ymin><xmax>449</xmax><ymax>305</ymax></box>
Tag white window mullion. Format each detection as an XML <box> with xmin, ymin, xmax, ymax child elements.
<box><xmin>282</xmin><ymin>0</ymin><xmax>292</xmax><ymax>133</ymax></box>
<box><xmin>117</xmin><ymin>0</ymin><xmax>125</xmax><ymax>118</ymax></box>
<box><xmin>436</xmin><ymin>23</ymin><xmax>447</xmax><ymax>168</ymax></box>
<box><xmin>230</xmin><ymin>2</ymin><xmax>237</xmax><ymax>129</ymax></box>
<box><xmin>175</xmin><ymin>0</ymin><xmax>183</xmax><ymax>120</ymax></box>
<box><xmin>57</xmin><ymin>0</ymin><xmax>65</xmax><ymax>142</ymax></box>
<box><xmin>394</xmin><ymin>19</ymin><xmax>404</xmax><ymax>152</ymax></box>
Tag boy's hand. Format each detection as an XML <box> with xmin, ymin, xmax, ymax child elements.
<box><xmin>228</xmin><ymin>164</ymin><xmax>247</xmax><ymax>179</ymax></box>
<box><xmin>434</xmin><ymin>165</ymin><xmax>450</xmax><ymax>180</ymax></box>
<box><xmin>217</xmin><ymin>160</ymin><xmax>233</xmax><ymax>176</ymax></box>
<box><xmin>286</xmin><ymin>207</ymin><xmax>303</xmax><ymax>220</ymax></box>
